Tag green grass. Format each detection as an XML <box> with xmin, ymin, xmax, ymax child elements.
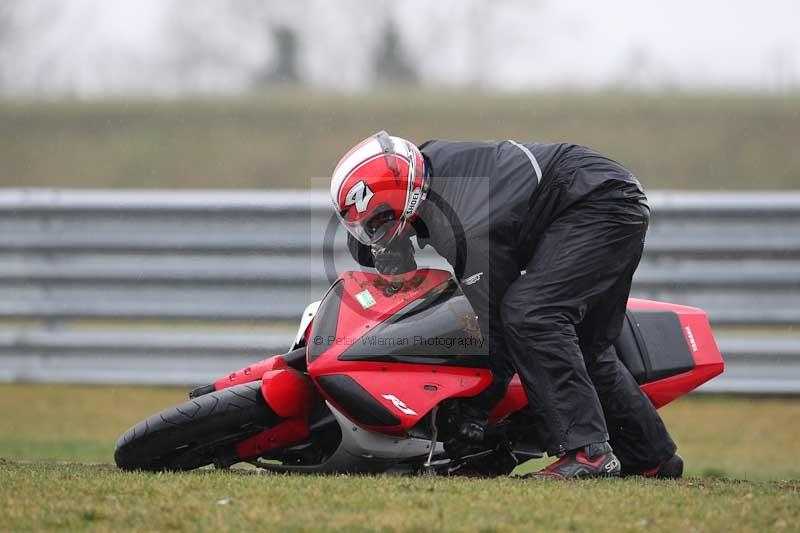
<box><xmin>2</xmin><ymin>90</ymin><xmax>800</xmax><ymax>190</ymax></box>
<box><xmin>0</xmin><ymin>384</ymin><xmax>186</xmax><ymax>464</ymax></box>
<box><xmin>1</xmin><ymin>384</ymin><xmax>799</xmax><ymax>479</ymax></box>
<box><xmin>1</xmin><ymin>385</ymin><xmax>799</xmax><ymax>531</ymax></box>
<box><xmin>1</xmin><ymin>462</ymin><xmax>798</xmax><ymax>532</ymax></box>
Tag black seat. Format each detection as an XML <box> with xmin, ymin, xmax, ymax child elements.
<box><xmin>614</xmin><ymin>310</ymin><xmax>696</xmax><ymax>384</ymax></box>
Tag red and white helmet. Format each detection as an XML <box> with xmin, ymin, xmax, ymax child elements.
<box><xmin>330</xmin><ymin>131</ymin><xmax>428</xmax><ymax>247</ymax></box>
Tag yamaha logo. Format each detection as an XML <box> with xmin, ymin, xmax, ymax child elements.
<box><xmin>684</xmin><ymin>325</ymin><xmax>699</xmax><ymax>353</ymax></box>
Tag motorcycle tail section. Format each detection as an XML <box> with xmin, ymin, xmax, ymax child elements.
<box><xmin>621</xmin><ymin>298</ymin><xmax>724</xmax><ymax>408</ymax></box>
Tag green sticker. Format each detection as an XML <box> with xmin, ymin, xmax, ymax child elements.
<box><xmin>355</xmin><ymin>289</ymin><xmax>377</xmax><ymax>309</ymax></box>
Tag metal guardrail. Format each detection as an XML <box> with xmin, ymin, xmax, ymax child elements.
<box><xmin>1</xmin><ymin>189</ymin><xmax>799</xmax><ymax>392</ymax></box>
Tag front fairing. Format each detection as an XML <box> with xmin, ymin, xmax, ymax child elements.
<box><xmin>306</xmin><ymin>269</ymin><xmax>493</xmax><ymax>435</ymax></box>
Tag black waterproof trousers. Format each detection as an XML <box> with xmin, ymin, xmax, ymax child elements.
<box><xmin>500</xmin><ymin>185</ymin><xmax>677</xmax><ymax>471</ymax></box>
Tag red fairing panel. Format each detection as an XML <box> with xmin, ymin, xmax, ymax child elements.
<box><xmin>629</xmin><ymin>298</ymin><xmax>724</xmax><ymax>408</ymax></box>
<box><xmin>260</xmin><ymin>369</ymin><xmax>314</xmax><ymax>419</ymax></box>
<box><xmin>311</xmin><ymin>269</ymin><xmax>454</xmax><ymax>369</ymax></box>
<box><xmin>308</xmin><ymin>269</ymin><xmax>490</xmax><ymax>435</ymax></box>
<box><xmin>235</xmin><ymin>419</ymin><xmax>310</xmax><ymax>459</ymax></box>
<box><xmin>490</xmin><ymin>375</ymin><xmax>528</xmax><ymax>422</ymax></box>
<box><xmin>213</xmin><ymin>355</ymin><xmax>288</xmax><ymax>392</ymax></box>
<box><xmin>315</xmin><ymin>362</ymin><xmax>492</xmax><ymax>436</ymax></box>
<box><xmin>234</xmin><ymin>368</ymin><xmax>315</xmax><ymax>460</ymax></box>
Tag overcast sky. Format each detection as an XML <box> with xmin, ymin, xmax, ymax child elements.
<box><xmin>2</xmin><ymin>0</ymin><xmax>798</xmax><ymax>96</ymax></box>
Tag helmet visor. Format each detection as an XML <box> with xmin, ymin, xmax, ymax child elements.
<box><xmin>339</xmin><ymin>205</ymin><xmax>400</xmax><ymax>246</ymax></box>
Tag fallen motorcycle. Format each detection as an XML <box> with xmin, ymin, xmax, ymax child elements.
<box><xmin>115</xmin><ymin>268</ymin><xmax>724</xmax><ymax>476</ymax></box>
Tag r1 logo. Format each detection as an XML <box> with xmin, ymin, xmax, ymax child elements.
<box><xmin>381</xmin><ymin>394</ymin><xmax>418</xmax><ymax>416</ymax></box>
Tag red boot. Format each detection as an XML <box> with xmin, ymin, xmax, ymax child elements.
<box><xmin>530</xmin><ymin>442</ymin><xmax>621</xmax><ymax>479</ymax></box>
<box><xmin>624</xmin><ymin>454</ymin><xmax>684</xmax><ymax>479</ymax></box>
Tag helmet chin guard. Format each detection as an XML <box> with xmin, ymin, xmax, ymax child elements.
<box><xmin>331</xmin><ymin>131</ymin><xmax>428</xmax><ymax>247</ymax></box>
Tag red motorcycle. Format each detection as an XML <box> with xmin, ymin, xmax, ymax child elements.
<box><xmin>115</xmin><ymin>268</ymin><xmax>724</xmax><ymax>475</ymax></box>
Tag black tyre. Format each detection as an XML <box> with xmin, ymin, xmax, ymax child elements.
<box><xmin>115</xmin><ymin>381</ymin><xmax>281</xmax><ymax>472</ymax></box>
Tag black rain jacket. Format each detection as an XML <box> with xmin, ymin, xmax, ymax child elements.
<box><xmin>347</xmin><ymin>140</ymin><xmax>646</xmax><ymax>383</ymax></box>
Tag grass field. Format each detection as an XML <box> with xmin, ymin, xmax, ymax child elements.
<box><xmin>2</xmin><ymin>462</ymin><xmax>797</xmax><ymax>532</ymax></box>
<box><xmin>0</xmin><ymin>384</ymin><xmax>799</xmax><ymax>531</ymax></box>
<box><xmin>2</xmin><ymin>90</ymin><xmax>800</xmax><ymax>190</ymax></box>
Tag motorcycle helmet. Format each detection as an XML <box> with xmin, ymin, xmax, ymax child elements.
<box><xmin>330</xmin><ymin>131</ymin><xmax>428</xmax><ymax>247</ymax></box>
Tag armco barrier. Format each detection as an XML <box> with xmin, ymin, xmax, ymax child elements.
<box><xmin>1</xmin><ymin>189</ymin><xmax>798</xmax><ymax>392</ymax></box>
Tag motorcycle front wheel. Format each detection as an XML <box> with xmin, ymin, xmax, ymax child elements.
<box><xmin>114</xmin><ymin>381</ymin><xmax>280</xmax><ymax>472</ymax></box>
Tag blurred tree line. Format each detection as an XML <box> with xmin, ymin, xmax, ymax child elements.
<box><xmin>1</xmin><ymin>0</ymin><xmax>798</xmax><ymax>97</ymax></box>
<box><xmin>165</xmin><ymin>0</ymin><xmax>421</xmax><ymax>91</ymax></box>
<box><xmin>0</xmin><ymin>0</ymin><xmax>425</xmax><ymax>95</ymax></box>
<box><xmin>0</xmin><ymin>0</ymin><xmax>547</xmax><ymax>97</ymax></box>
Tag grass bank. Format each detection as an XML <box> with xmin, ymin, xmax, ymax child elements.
<box><xmin>1</xmin><ymin>384</ymin><xmax>798</xmax><ymax>531</ymax></box>
<box><xmin>0</xmin><ymin>384</ymin><xmax>798</xmax><ymax>480</ymax></box>
<box><xmin>2</xmin><ymin>91</ymin><xmax>799</xmax><ymax>190</ymax></box>
<box><xmin>0</xmin><ymin>462</ymin><xmax>797</xmax><ymax>531</ymax></box>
